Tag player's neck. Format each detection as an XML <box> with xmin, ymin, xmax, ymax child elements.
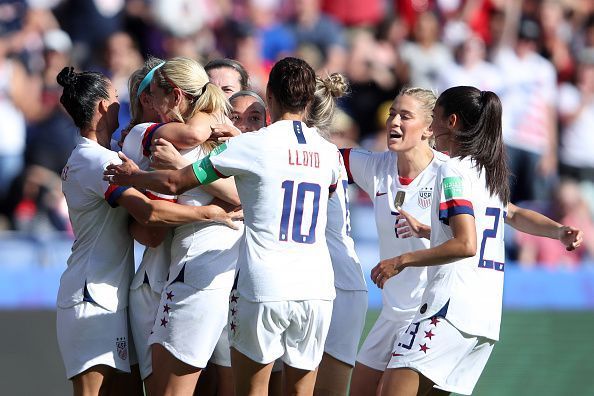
<box><xmin>277</xmin><ymin>111</ymin><xmax>305</xmax><ymax>122</ymax></box>
<box><xmin>81</xmin><ymin>127</ymin><xmax>110</xmax><ymax>149</ymax></box>
<box><xmin>396</xmin><ymin>145</ymin><xmax>434</xmax><ymax>179</ymax></box>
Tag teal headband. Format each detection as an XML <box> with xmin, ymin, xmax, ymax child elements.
<box><xmin>136</xmin><ymin>62</ymin><xmax>165</xmax><ymax>98</ymax></box>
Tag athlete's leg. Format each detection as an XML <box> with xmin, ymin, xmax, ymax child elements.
<box><xmin>144</xmin><ymin>373</ymin><xmax>158</xmax><ymax>396</ymax></box>
<box><xmin>314</xmin><ymin>353</ymin><xmax>352</xmax><ymax>396</ymax></box>
<box><xmin>283</xmin><ymin>363</ymin><xmax>319</xmax><ymax>396</ymax></box>
<box><xmin>71</xmin><ymin>364</ymin><xmax>113</xmax><ymax>396</ymax></box>
<box><xmin>268</xmin><ymin>370</ymin><xmax>283</xmax><ymax>396</ymax></box>
<box><xmin>380</xmin><ymin>368</ymin><xmax>434</xmax><ymax>396</ymax></box>
<box><xmin>231</xmin><ymin>347</ymin><xmax>274</xmax><ymax>396</ymax></box>
<box><xmin>214</xmin><ymin>363</ymin><xmax>234</xmax><ymax>396</ymax></box>
<box><xmin>151</xmin><ymin>343</ymin><xmax>202</xmax><ymax>396</ymax></box>
<box><xmin>349</xmin><ymin>362</ymin><xmax>384</xmax><ymax>396</ymax></box>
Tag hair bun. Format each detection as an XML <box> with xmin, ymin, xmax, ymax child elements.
<box><xmin>322</xmin><ymin>73</ymin><xmax>348</xmax><ymax>98</ymax></box>
<box><xmin>57</xmin><ymin>66</ymin><xmax>77</xmax><ymax>88</ymax></box>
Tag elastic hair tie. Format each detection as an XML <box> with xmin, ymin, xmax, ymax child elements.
<box><xmin>200</xmin><ymin>81</ymin><xmax>210</xmax><ymax>96</ymax></box>
<box><xmin>137</xmin><ymin>62</ymin><xmax>165</xmax><ymax>98</ymax></box>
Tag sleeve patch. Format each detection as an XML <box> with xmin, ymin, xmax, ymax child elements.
<box><xmin>443</xmin><ymin>176</ymin><xmax>464</xmax><ymax>199</ymax></box>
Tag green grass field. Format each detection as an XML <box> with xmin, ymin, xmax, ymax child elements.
<box><xmin>362</xmin><ymin>310</ymin><xmax>594</xmax><ymax>395</ymax></box>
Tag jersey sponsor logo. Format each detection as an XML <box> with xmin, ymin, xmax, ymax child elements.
<box><xmin>418</xmin><ymin>187</ymin><xmax>432</xmax><ymax>209</ymax></box>
<box><xmin>116</xmin><ymin>337</ymin><xmax>128</xmax><ymax>361</ymax></box>
<box><xmin>443</xmin><ymin>176</ymin><xmax>464</xmax><ymax>199</ymax></box>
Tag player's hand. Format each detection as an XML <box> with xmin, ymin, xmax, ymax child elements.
<box><xmin>395</xmin><ymin>206</ymin><xmax>431</xmax><ymax>239</ymax></box>
<box><xmin>208</xmin><ymin>123</ymin><xmax>241</xmax><ymax>142</ymax></box>
<box><xmin>103</xmin><ymin>152</ymin><xmax>142</xmax><ymax>185</ymax></box>
<box><xmin>206</xmin><ymin>204</ymin><xmax>244</xmax><ymax>230</ymax></box>
<box><xmin>558</xmin><ymin>225</ymin><xmax>583</xmax><ymax>251</ymax></box>
<box><xmin>371</xmin><ymin>256</ymin><xmax>405</xmax><ymax>289</ymax></box>
<box><xmin>118</xmin><ymin>124</ymin><xmax>132</xmax><ymax>148</ymax></box>
<box><xmin>150</xmin><ymin>138</ymin><xmax>188</xmax><ymax>170</ymax></box>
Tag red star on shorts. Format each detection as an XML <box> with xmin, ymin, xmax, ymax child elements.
<box><xmin>160</xmin><ymin>317</ymin><xmax>168</xmax><ymax>327</ymax></box>
<box><xmin>430</xmin><ymin>317</ymin><xmax>440</xmax><ymax>326</ymax></box>
<box><xmin>419</xmin><ymin>343</ymin><xmax>430</xmax><ymax>353</ymax></box>
<box><xmin>163</xmin><ymin>304</ymin><xmax>170</xmax><ymax>313</ymax></box>
<box><xmin>424</xmin><ymin>330</ymin><xmax>435</xmax><ymax>340</ymax></box>
<box><xmin>166</xmin><ymin>291</ymin><xmax>174</xmax><ymax>300</ymax></box>
<box><xmin>230</xmin><ymin>293</ymin><xmax>238</xmax><ymax>303</ymax></box>
<box><xmin>230</xmin><ymin>321</ymin><xmax>237</xmax><ymax>332</ymax></box>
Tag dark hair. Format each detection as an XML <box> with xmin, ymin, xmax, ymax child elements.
<box><xmin>267</xmin><ymin>57</ymin><xmax>316</xmax><ymax>113</ymax></box>
<box><xmin>57</xmin><ymin>67</ymin><xmax>110</xmax><ymax>130</ymax></box>
<box><xmin>205</xmin><ymin>58</ymin><xmax>250</xmax><ymax>90</ymax></box>
<box><xmin>436</xmin><ymin>86</ymin><xmax>510</xmax><ymax>205</ymax></box>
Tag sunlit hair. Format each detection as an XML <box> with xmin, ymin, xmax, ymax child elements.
<box><xmin>398</xmin><ymin>86</ymin><xmax>437</xmax><ymax>146</ymax></box>
<box><xmin>128</xmin><ymin>55</ymin><xmax>164</xmax><ymax>126</ymax></box>
<box><xmin>436</xmin><ymin>86</ymin><xmax>510</xmax><ymax>205</ymax></box>
<box><xmin>153</xmin><ymin>57</ymin><xmax>231</xmax><ymax>123</ymax></box>
<box><xmin>306</xmin><ymin>73</ymin><xmax>349</xmax><ymax>139</ymax></box>
<box><xmin>153</xmin><ymin>57</ymin><xmax>231</xmax><ymax>152</ymax></box>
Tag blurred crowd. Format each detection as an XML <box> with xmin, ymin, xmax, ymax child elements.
<box><xmin>1</xmin><ymin>0</ymin><xmax>594</xmax><ymax>268</ymax></box>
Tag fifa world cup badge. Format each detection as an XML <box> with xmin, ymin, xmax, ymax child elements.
<box><xmin>116</xmin><ymin>337</ymin><xmax>128</xmax><ymax>361</ymax></box>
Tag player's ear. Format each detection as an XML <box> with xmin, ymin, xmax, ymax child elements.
<box><xmin>448</xmin><ymin>113</ymin><xmax>458</xmax><ymax>129</ymax></box>
<box><xmin>98</xmin><ymin>98</ymin><xmax>109</xmax><ymax>115</ymax></box>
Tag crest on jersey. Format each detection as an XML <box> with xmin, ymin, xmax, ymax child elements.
<box><xmin>116</xmin><ymin>337</ymin><xmax>128</xmax><ymax>361</ymax></box>
<box><xmin>418</xmin><ymin>187</ymin><xmax>433</xmax><ymax>209</ymax></box>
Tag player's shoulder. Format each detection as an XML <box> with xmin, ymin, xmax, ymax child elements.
<box><xmin>432</xmin><ymin>149</ymin><xmax>450</xmax><ymax>164</ymax></box>
<box><xmin>128</xmin><ymin>122</ymin><xmax>157</xmax><ymax>138</ymax></box>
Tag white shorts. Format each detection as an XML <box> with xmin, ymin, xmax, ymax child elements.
<box><xmin>129</xmin><ymin>283</ymin><xmax>161</xmax><ymax>379</ymax></box>
<box><xmin>229</xmin><ymin>291</ymin><xmax>333</xmax><ymax>371</ymax></box>
<box><xmin>356</xmin><ymin>312</ymin><xmax>410</xmax><ymax>371</ymax></box>
<box><xmin>324</xmin><ymin>289</ymin><xmax>367</xmax><ymax>366</ymax></box>
<box><xmin>57</xmin><ymin>302</ymin><xmax>132</xmax><ymax>379</ymax></box>
<box><xmin>148</xmin><ymin>282</ymin><xmax>230</xmax><ymax>368</ymax></box>
<box><xmin>211</xmin><ymin>325</ymin><xmax>231</xmax><ymax>367</ymax></box>
<box><xmin>387</xmin><ymin>316</ymin><xmax>494</xmax><ymax>395</ymax></box>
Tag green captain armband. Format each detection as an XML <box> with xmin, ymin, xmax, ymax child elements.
<box><xmin>192</xmin><ymin>155</ymin><xmax>220</xmax><ymax>185</ymax></box>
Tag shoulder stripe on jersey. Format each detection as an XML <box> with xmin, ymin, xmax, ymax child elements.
<box><xmin>438</xmin><ymin>199</ymin><xmax>474</xmax><ymax>225</ymax></box>
<box><xmin>292</xmin><ymin>121</ymin><xmax>306</xmax><ymax>144</ymax></box>
<box><xmin>339</xmin><ymin>148</ymin><xmax>354</xmax><ymax>184</ymax></box>
<box><xmin>329</xmin><ymin>183</ymin><xmax>337</xmax><ymax>193</ymax></box>
<box><xmin>145</xmin><ymin>190</ymin><xmax>177</xmax><ymax>203</ymax></box>
<box><xmin>105</xmin><ymin>185</ymin><xmax>130</xmax><ymax>207</ymax></box>
<box><xmin>142</xmin><ymin>123</ymin><xmax>165</xmax><ymax>157</ymax></box>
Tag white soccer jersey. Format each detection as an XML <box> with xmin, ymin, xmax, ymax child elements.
<box><xmin>168</xmin><ymin>146</ymin><xmax>243</xmax><ymax>290</ymax></box>
<box><xmin>326</xmin><ymin>161</ymin><xmax>366</xmax><ymax>291</ymax></box>
<box><xmin>123</xmin><ymin>122</ymin><xmax>175</xmax><ymax>294</ymax></box>
<box><xmin>418</xmin><ymin>157</ymin><xmax>506</xmax><ymax>341</ymax></box>
<box><xmin>208</xmin><ymin>120</ymin><xmax>340</xmax><ymax>302</ymax></box>
<box><xmin>343</xmin><ymin>148</ymin><xmax>449</xmax><ymax>322</ymax></box>
<box><xmin>58</xmin><ymin>137</ymin><xmax>134</xmax><ymax>312</ymax></box>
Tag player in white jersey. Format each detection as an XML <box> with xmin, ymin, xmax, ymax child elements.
<box><xmin>126</xmin><ymin>57</ymin><xmax>242</xmax><ymax>396</ymax></box>
<box><xmin>346</xmin><ymin>88</ymin><xmax>447</xmax><ymax>396</ymax></box>
<box><xmin>105</xmin><ymin>57</ymin><xmax>341</xmax><ymax>396</ymax></box>
<box><xmin>56</xmin><ymin>67</ymin><xmax>241</xmax><ymax>396</ymax></box>
<box><xmin>304</xmin><ymin>73</ymin><xmax>368</xmax><ymax>396</ymax></box>
<box><xmin>372</xmin><ymin>86</ymin><xmax>583</xmax><ymax>396</ymax></box>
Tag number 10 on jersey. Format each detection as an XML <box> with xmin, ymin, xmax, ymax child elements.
<box><xmin>279</xmin><ymin>180</ymin><xmax>321</xmax><ymax>244</ymax></box>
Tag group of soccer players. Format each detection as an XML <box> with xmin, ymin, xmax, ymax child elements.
<box><xmin>56</xmin><ymin>53</ymin><xmax>583</xmax><ymax>396</ymax></box>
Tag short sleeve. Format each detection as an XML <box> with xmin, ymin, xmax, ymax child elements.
<box><xmin>340</xmin><ymin>148</ymin><xmax>374</xmax><ymax>197</ymax></box>
<box><xmin>208</xmin><ymin>134</ymin><xmax>256</xmax><ymax>177</ymax></box>
<box><xmin>84</xmin><ymin>152</ymin><xmax>129</xmax><ymax>208</ymax></box>
<box><xmin>329</xmin><ymin>150</ymin><xmax>342</xmax><ymax>193</ymax></box>
<box><xmin>437</xmin><ymin>162</ymin><xmax>474</xmax><ymax>225</ymax></box>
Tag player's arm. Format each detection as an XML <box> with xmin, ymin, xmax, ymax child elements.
<box><xmin>129</xmin><ymin>219</ymin><xmax>168</xmax><ymax>248</ymax></box>
<box><xmin>104</xmin><ymin>152</ymin><xmax>218</xmax><ymax>195</ymax></box>
<box><xmin>116</xmin><ymin>187</ymin><xmax>241</xmax><ymax>227</ymax></box>
<box><xmin>153</xmin><ymin>113</ymin><xmax>213</xmax><ymax>149</ymax></box>
<box><xmin>371</xmin><ymin>213</ymin><xmax>477</xmax><ymax>288</ymax></box>
<box><xmin>506</xmin><ymin>203</ymin><xmax>582</xmax><ymax>251</ymax></box>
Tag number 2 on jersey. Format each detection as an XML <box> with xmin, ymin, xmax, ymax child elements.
<box><xmin>279</xmin><ymin>180</ymin><xmax>321</xmax><ymax>244</ymax></box>
<box><xmin>478</xmin><ymin>207</ymin><xmax>505</xmax><ymax>271</ymax></box>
